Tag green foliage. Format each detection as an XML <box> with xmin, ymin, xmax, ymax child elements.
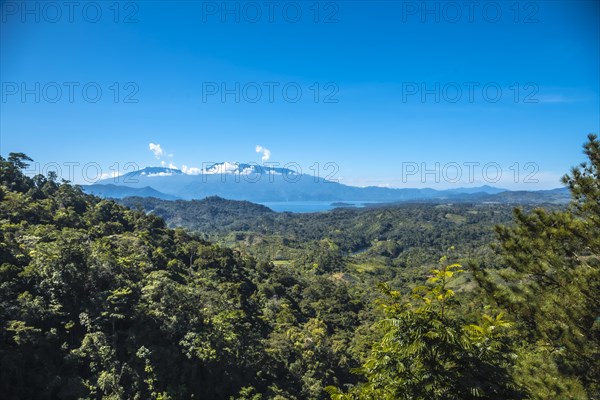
<box><xmin>327</xmin><ymin>259</ymin><xmax>526</xmax><ymax>399</ymax></box>
<box><xmin>0</xmin><ymin>156</ymin><xmax>268</xmax><ymax>398</ymax></box>
<box><xmin>119</xmin><ymin>196</ymin><xmax>530</xmax><ymax>262</ymax></box>
<box><xmin>0</xmin><ymin>153</ymin><xmax>367</xmax><ymax>399</ymax></box>
<box><xmin>474</xmin><ymin>134</ymin><xmax>600</xmax><ymax>399</ymax></box>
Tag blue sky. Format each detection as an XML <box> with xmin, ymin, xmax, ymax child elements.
<box><xmin>1</xmin><ymin>0</ymin><xmax>599</xmax><ymax>189</ymax></box>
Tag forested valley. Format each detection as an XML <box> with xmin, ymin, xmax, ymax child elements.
<box><xmin>1</xmin><ymin>135</ymin><xmax>598</xmax><ymax>399</ymax></box>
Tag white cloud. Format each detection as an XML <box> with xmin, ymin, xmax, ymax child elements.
<box><xmin>148</xmin><ymin>143</ymin><xmax>201</xmax><ymax>174</ymax></box>
<box><xmin>182</xmin><ymin>165</ymin><xmax>202</xmax><ymax>175</ymax></box>
<box><xmin>255</xmin><ymin>145</ymin><xmax>271</xmax><ymax>162</ymax></box>
<box><xmin>147</xmin><ymin>172</ymin><xmax>173</xmax><ymax>177</ymax></box>
<box><xmin>203</xmin><ymin>161</ymin><xmax>241</xmax><ymax>174</ymax></box>
<box><xmin>149</xmin><ymin>143</ymin><xmax>166</xmax><ymax>158</ymax></box>
<box><xmin>201</xmin><ymin>162</ymin><xmax>264</xmax><ymax>176</ymax></box>
<box><xmin>96</xmin><ymin>170</ymin><xmax>122</xmax><ymax>182</ymax></box>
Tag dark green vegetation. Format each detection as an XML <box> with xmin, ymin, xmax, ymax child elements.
<box><xmin>118</xmin><ymin>196</ymin><xmax>539</xmax><ymax>286</ymax></box>
<box><xmin>1</xmin><ymin>135</ymin><xmax>598</xmax><ymax>399</ymax></box>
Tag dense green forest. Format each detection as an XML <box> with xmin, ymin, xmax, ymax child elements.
<box><xmin>117</xmin><ymin>196</ymin><xmax>557</xmax><ymax>292</ymax></box>
<box><xmin>1</xmin><ymin>135</ymin><xmax>598</xmax><ymax>399</ymax></box>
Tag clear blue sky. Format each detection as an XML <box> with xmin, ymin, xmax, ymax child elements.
<box><xmin>1</xmin><ymin>0</ymin><xmax>599</xmax><ymax>189</ymax></box>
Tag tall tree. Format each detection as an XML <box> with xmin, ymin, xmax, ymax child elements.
<box><xmin>477</xmin><ymin>134</ymin><xmax>600</xmax><ymax>398</ymax></box>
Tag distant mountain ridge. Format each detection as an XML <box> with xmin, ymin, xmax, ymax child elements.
<box><xmin>86</xmin><ymin>164</ymin><xmax>569</xmax><ymax>204</ymax></box>
<box><xmin>83</xmin><ymin>183</ymin><xmax>179</xmax><ymax>200</ymax></box>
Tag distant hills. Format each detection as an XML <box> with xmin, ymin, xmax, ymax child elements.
<box><xmin>450</xmin><ymin>188</ymin><xmax>570</xmax><ymax>204</ymax></box>
<box><xmin>118</xmin><ymin>196</ymin><xmax>274</xmax><ymax>231</ymax></box>
<box><xmin>83</xmin><ymin>164</ymin><xmax>570</xmax><ymax>206</ymax></box>
<box><xmin>83</xmin><ymin>183</ymin><xmax>179</xmax><ymax>200</ymax></box>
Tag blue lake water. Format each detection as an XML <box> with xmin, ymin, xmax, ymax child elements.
<box><xmin>258</xmin><ymin>201</ymin><xmax>383</xmax><ymax>213</ymax></box>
